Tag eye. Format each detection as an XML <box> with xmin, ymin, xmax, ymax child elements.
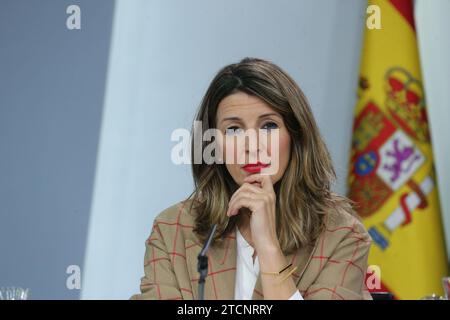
<box><xmin>261</xmin><ymin>121</ymin><xmax>279</xmax><ymax>131</ymax></box>
<box><xmin>225</xmin><ymin>126</ymin><xmax>244</xmax><ymax>135</ymax></box>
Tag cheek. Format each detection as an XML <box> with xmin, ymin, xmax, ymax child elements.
<box><xmin>277</xmin><ymin>133</ymin><xmax>291</xmax><ymax>181</ymax></box>
<box><xmin>279</xmin><ymin>133</ymin><xmax>291</xmax><ymax>161</ymax></box>
<box><xmin>267</xmin><ymin>130</ymin><xmax>291</xmax><ymax>162</ymax></box>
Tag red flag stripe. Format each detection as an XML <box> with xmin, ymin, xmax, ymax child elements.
<box><xmin>389</xmin><ymin>0</ymin><xmax>416</xmax><ymax>31</ymax></box>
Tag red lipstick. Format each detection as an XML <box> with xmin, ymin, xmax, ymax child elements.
<box><xmin>242</xmin><ymin>162</ymin><xmax>270</xmax><ymax>174</ymax></box>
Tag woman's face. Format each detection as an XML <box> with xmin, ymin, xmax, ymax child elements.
<box><xmin>216</xmin><ymin>91</ymin><xmax>291</xmax><ymax>186</ymax></box>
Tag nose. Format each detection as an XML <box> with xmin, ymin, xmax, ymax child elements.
<box><xmin>244</xmin><ymin>129</ymin><xmax>261</xmax><ymax>164</ymax></box>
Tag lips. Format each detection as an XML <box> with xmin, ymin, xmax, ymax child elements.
<box><xmin>242</xmin><ymin>162</ymin><xmax>270</xmax><ymax>173</ymax></box>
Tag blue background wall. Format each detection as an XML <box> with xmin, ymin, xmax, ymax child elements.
<box><xmin>0</xmin><ymin>0</ymin><xmax>114</xmax><ymax>299</ymax></box>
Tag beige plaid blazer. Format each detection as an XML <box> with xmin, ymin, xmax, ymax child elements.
<box><xmin>131</xmin><ymin>199</ymin><xmax>372</xmax><ymax>300</ymax></box>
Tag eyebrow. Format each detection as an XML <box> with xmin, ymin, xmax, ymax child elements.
<box><xmin>219</xmin><ymin>113</ymin><xmax>281</xmax><ymax>124</ymax></box>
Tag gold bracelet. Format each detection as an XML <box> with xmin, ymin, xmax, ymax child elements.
<box><xmin>260</xmin><ymin>263</ymin><xmax>293</xmax><ymax>276</ymax></box>
<box><xmin>279</xmin><ymin>266</ymin><xmax>298</xmax><ymax>283</ymax></box>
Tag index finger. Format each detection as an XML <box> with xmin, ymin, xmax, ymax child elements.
<box><xmin>243</xmin><ymin>174</ymin><xmax>274</xmax><ymax>193</ymax></box>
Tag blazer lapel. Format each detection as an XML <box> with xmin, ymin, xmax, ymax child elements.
<box><xmin>185</xmin><ymin>229</ymin><xmax>237</xmax><ymax>300</ymax></box>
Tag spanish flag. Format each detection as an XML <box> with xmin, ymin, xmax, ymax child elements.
<box><xmin>348</xmin><ymin>0</ymin><xmax>448</xmax><ymax>299</ymax></box>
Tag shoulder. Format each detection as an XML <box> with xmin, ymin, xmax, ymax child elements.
<box><xmin>321</xmin><ymin>204</ymin><xmax>371</xmax><ymax>250</ymax></box>
<box><xmin>151</xmin><ymin>198</ymin><xmax>198</xmax><ymax>243</ymax></box>
<box><xmin>153</xmin><ymin>199</ymin><xmax>195</xmax><ymax>222</ymax></box>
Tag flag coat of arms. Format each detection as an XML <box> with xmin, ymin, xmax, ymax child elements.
<box><xmin>348</xmin><ymin>0</ymin><xmax>448</xmax><ymax>299</ymax></box>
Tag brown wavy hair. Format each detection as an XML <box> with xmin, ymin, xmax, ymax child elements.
<box><xmin>186</xmin><ymin>57</ymin><xmax>354</xmax><ymax>254</ymax></box>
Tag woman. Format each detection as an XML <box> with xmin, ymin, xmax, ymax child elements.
<box><xmin>131</xmin><ymin>58</ymin><xmax>372</xmax><ymax>300</ymax></box>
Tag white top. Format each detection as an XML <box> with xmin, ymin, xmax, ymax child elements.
<box><xmin>234</xmin><ymin>226</ymin><xmax>303</xmax><ymax>300</ymax></box>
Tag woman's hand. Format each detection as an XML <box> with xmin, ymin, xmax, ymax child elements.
<box><xmin>226</xmin><ymin>174</ymin><xmax>298</xmax><ymax>299</ymax></box>
<box><xmin>226</xmin><ymin>174</ymin><xmax>280</xmax><ymax>253</ymax></box>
